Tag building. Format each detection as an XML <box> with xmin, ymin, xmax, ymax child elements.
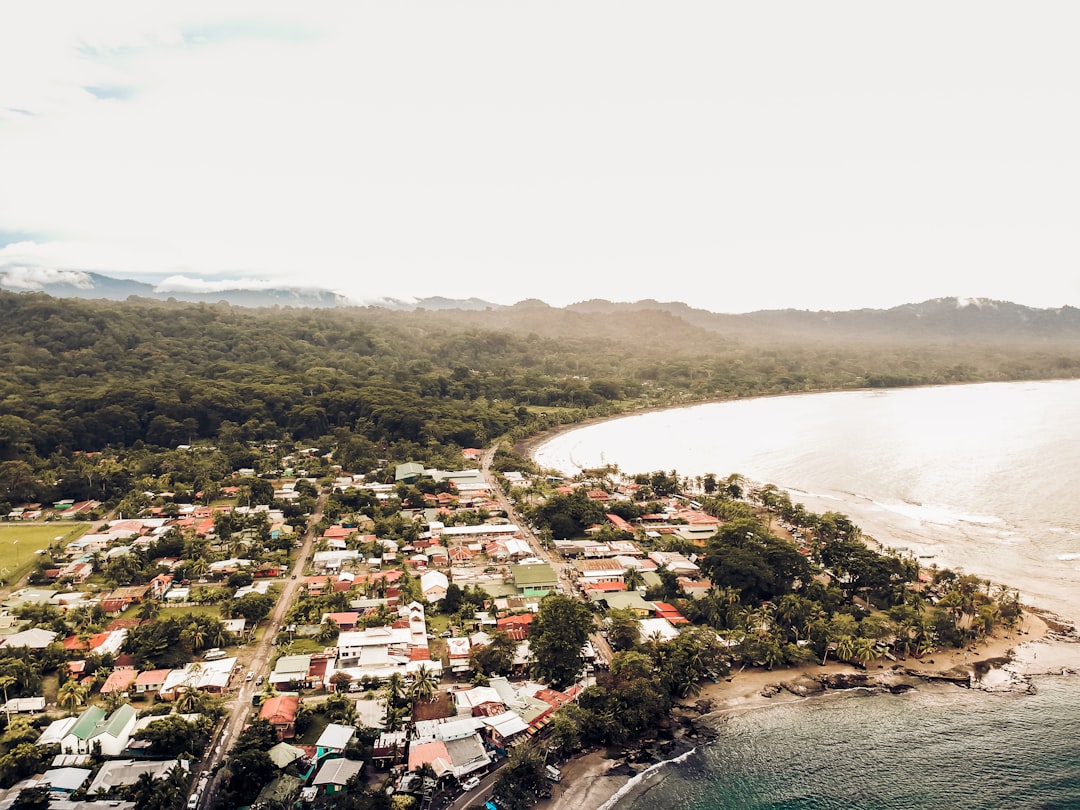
<box><xmin>259</xmin><ymin>694</ymin><xmax>300</xmax><ymax>741</ymax></box>
<box><xmin>312</xmin><ymin>756</ymin><xmax>364</xmax><ymax>795</ymax></box>
<box><xmin>314</xmin><ymin>723</ymin><xmax>355</xmax><ymax>759</ymax></box>
<box><xmin>510</xmin><ymin>563</ymin><xmax>558</xmax><ymax>597</ymax></box>
<box><xmin>60</xmin><ymin>705</ymin><xmax>136</xmax><ymax>756</ymax></box>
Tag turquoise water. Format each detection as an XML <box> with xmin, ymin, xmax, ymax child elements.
<box><xmin>621</xmin><ymin>677</ymin><xmax>1080</xmax><ymax>810</ymax></box>
<box><xmin>533</xmin><ymin>380</ymin><xmax>1080</xmax><ymax>809</ymax></box>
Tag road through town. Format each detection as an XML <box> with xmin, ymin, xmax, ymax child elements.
<box><xmin>193</xmin><ymin>491</ymin><xmax>326</xmax><ymax>808</ymax></box>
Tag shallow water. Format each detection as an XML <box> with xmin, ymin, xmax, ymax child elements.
<box><xmin>534</xmin><ymin>380</ymin><xmax>1080</xmax><ymax>622</ymax></box>
<box><xmin>533</xmin><ymin>380</ymin><xmax>1080</xmax><ymax>809</ymax></box>
<box><xmin>621</xmin><ymin>674</ymin><xmax>1080</xmax><ymax>810</ymax></box>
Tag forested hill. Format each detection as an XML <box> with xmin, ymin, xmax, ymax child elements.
<box><xmin>2</xmin><ymin>291</ymin><xmax>1080</xmax><ymax>470</ymax></box>
<box><xmin>567</xmin><ymin>297</ymin><xmax>1080</xmax><ymax>345</ymax></box>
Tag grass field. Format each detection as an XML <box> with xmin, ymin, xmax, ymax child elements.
<box><xmin>155</xmin><ymin>604</ymin><xmax>225</xmax><ymax>622</ymax></box>
<box><xmin>0</xmin><ymin>523</ymin><xmax>90</xmax><ymax>584</ymax></box>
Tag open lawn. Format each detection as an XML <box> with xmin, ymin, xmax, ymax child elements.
<box><xmin>0</xmin><ymin>523</ymin><xmax>90</xmax><ymax>585</ymax></box>
<box><xmin>155</xmin><ymin>604</ymin><xmax>225</xmax><ymax>622</ymax></box>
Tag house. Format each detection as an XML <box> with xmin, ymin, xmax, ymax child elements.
<box><xmin>134</xmin><ymin>669</ymin><xmax>171</xmax><ymax>695</ymax></box>
<box><xmin>315</xmin><ymin>722</ymin><xmax>355</xmax><ymax>758</ymax></box>
<box><xmin>637</xmin><ymin>617</ymin><xmax>680</xmax><ymax>643</ymax></box>
<box><xmin>653</xmin><ymin>602</ymin><xmax>689</xmax><ymax>625</ymax></box>
<box><xmin>86</xmin><ymin>758</ymin><xmax>190</xmax><ymax>795</ymax></box>
<box><xmin>41</xmin><ymin>766</ymin><xmax>92</xmax><ymax>795</ymax></box>
<box><xmin>36</xmin><ymin>716</ymin><xmax>78</xmax><ymax>747</ymax></box>
<box><xmin>407</xmin><ymin>740</ymin><xmax>452</xmax><ymax>776</ymax></box>
<box><xmin>371</xmin><ymin>730</ymin><xmax>407</xmax><ymax>768</ymax></box>
<box><xmin>510</xmin><ymin>563</ymin><xmax>558</xmax><ymax>597</ymax></box>
<box><xmin>223</xmin><ymin>617</ymin><xmax>248</xmax><ymax>638</ymax></box>
<box><xmin>480</xmin><ymin>711</ymin><xmax>530</xmax><ymax>753</ymax></box>
<box><xmin>268</xmin><ymin>741</ymin><xmax>307</xmax><ymax>770</ymax></box>
<box><xmin>269</xmin><ymin>654</ymin><xmax>312</xmax><ymax>688</ymax></box>
<box><xmin>160</xmin><ymin>658</ymin><xmax>236</xmax><ymax>698</ymax></box>
<box><xmin>1</xmin><ymin>628</ymin><xmax>58</xmax><ymax>649</ymax></box>
<box><xmin>420</xmin><ymin>570</ymin><xmax>449</xmax><ymax>603</ymax></box>
<box><xmin>260</xmin><ymin>694</ymin><xmax>300</xmax><ymax>741</ymax></box>
<box><xmin>99</xmin><ymin>669</ymin><xmax>138</xmax><ymax>695</ymax></box>
<box><xmin>574</xmin><ymin>558</ymin><xmax>625</xmax><ymax>586</ymax></box>
<box><xmin>61</xmin><ymin>705</ymin><xmax>137</xmax><ymax>756</ymax></box>
<box><xmin>312</xmin><ymin>756</ymin><xmax>364</xmax><ymax>794</ymax></box>
<box><xmin>321</xmin><ymin>612</ymin><xmax>359</xmax><ymax>630</ymax></box>
<box><xmin>586</xmin><ymin>589</ymin><xmax>653</xmax><ymax>616</ymax></box>
<box><xmin>100</xmin><ymin>585</ymin><xmax>150</xmax><ymax>615</ymax></box>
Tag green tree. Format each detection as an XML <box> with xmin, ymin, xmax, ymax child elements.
<box><xmin>530</xmin><ymin>594</ymin><xmax>593</xmax><ymax>689</ymax></box>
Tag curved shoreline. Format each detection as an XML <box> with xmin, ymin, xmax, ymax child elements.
<box><xmin>521</xmin><ymin>388</ymin><xmax>1079</xmax><ymax>810</ymax></box>
<box><xmin>548</xmin><ymin>611</ymin><xmax>1070</xmax><ymax>810</ymax></box>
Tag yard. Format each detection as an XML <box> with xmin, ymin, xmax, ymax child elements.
<box><xmin>0</xmin><ymin>522</ymin><xmax>90</xmax><ymax>584</ymax></box>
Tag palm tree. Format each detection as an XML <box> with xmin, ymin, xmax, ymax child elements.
<box><xmin>175</xmin><ymin>688</ymin><xmax>200</xmax><ymax>714</ymax></box>
<box><xmin>623</xmin><ymin>568</ymin><xmax>645</xmax><ymax>592</ymax></box>
<box><xmin>58</xmin><ymin>679</ymin><xmax>89</xmax><ymax>712</ymax></box>
<box><xmin>0</xmin><ymin>675</ymin><xmax>14</xmax><ymax>708</ymax></box>
<box><xmin>383</xmin><ymin>673</ymin><xmax>407</xmax><ymax>710</ymax></box>
<box><xmin>853</xmin><ymin>636</ymin><xmax>877</xmax><ymax>667</ymax></box>
<box><xmin>410</xmin><ymin>666</ymin><xmax>438</xmax><ymax>703</ymax></box>
<box><xmin>137</xmin><ymin>600</ymin><xmax>161</xmax><ymax>621</ymax></box>
<box><xmin>835</xmin><ymin>635</ymin><xmax>856</xmax><ymax>663</ymax></box>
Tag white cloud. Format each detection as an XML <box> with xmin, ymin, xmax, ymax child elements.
<box><xmin>0</xmin><ymin>266</ymin><xmax>93</xmax><ymax>290</ymax></box>
<box><xmin>1</xmin><ymin>3</ymin><xmax>1079</xmax><ymax>312</ymax></box>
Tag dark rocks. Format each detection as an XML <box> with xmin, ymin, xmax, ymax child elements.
<box><xmin>780</xmin><ymin>676</ymin><xmax>826</xmax><ymax>697</ymax></box>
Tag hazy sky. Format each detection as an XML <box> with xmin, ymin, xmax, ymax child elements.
<box><xmin>2</xmin><ymin>2</ymin><xmax>1078</xmax><ymax>313</ymax></box>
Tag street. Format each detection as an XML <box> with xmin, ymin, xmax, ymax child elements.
<box><xmin>191</xmin><ymin>491</ymin><xmax>327</xmax><ymax>808</ymax></box>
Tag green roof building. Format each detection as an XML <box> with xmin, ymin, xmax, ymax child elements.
<box><xmin>510</xmin><ymin>563</ymin><xmax>558</xmax><ymax>597</ymax></box>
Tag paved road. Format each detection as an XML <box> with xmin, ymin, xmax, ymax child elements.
<box><xmin>479</xmin><ymin>444</ymin><xmax>611</xmax><ymax>668</ymax></box>
<box><xmin>193</xmin><ymin>490</ymin><xmax>327</xmax><ymax>808</ymax></box>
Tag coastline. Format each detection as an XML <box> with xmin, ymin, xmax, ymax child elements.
<box><xmin>548</xmin><ymin>611</ymin><xmax>1066</xmax><ymax>810</ymax></box>
<box><xmin>522</xmin><ymin>387</ymin><xmax>1079</xmax><ymax>810</ymax></box>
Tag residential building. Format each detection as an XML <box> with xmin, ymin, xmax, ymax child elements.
<box><xmin>510</xmin><ymin>563</ymin><xmax>558</xmax><ymax>597</ymax></box>
<box><xmin>259</xmin><ymin>694</ymin><xmax>300</xmax><ymax>741</ymax></box>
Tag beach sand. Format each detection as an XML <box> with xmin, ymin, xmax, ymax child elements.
<box><xmin>546</xmin><ymin>611</ymin><xmax>1056</xmax><ymax>810</ymax></box>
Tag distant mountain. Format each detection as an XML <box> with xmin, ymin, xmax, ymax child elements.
<box><xmin>567</xmin><ymin>297</ymin><xmax>1080</xmax><ymax>344</ymax></box>
<box><xmin>0</xmin><ymin>271</ymin><xmax>349</xmax><ymax>308</ymax></box>
<box><xmin>4</xmin><ymin>270</ymin><xmax>1079</xmax><ymax>345</ymax></box>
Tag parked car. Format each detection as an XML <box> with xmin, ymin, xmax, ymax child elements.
<box><xmin>462</xmin><ymin>776</ymin><xmax>481</xmax><ymax>791</ymax></box>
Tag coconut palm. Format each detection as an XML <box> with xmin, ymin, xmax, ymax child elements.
<box><xmin>835</xmin><ymin>635</ymin><xmax>856</xmax><ymax>663</ymax></box>
<box><xmin>623</xmin><ymin>568</ymin><xmax>645</xmax><ymax>592</ymax></box>
<box><xmin>853</xmin><ymin>636</ymin><xmax>877</xmax><ymax>666</ymax></box>
<box><xmin>410</xmin><ymin>666</ymin><xmax>438</xmax><ymax>703</ymax></box>
<box><xmin>175</xmin><ymin>688</ymin><xmax>200</xmax><ymax>714</ymax></box>
<box><xmin>58</xmin><ymin>679</ymin><xmax>89</xmax><ymax>712</ymax></box>
<box><xmin>383</xmin><ymin>672</ymin><xmax>407</xmax><ymax>710</ymax></box>
<box><xmin>137</xmin><ymin>600</ymin><xmax>161</xmax><ymax>621</ymax></box>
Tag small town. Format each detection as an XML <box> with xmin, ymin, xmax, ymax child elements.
<box><xmin>0</xmin><ymin>440</ymin><xmax>762</xmax><ymax>810</ymax></box>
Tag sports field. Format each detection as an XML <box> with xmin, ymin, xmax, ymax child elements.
<box><xmin>0</xmin><ymin>523</ymin><xmax>90</xmax><ymax>584</ymax></box>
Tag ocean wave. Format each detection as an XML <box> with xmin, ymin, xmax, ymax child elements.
<box><xmin>595</xmin><ymin>746</ymin><xmax>699</xmax><ymax>810</ymax></box>
<box><xmin>1056</xmin><ymin>553</ymin><xmax>1080</xmax><ymax>561</ymax></box>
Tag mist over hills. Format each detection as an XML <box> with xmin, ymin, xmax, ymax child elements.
<box><xmin>2</xmin><ymin>269</ymin><xmax>1079</xmax><ymax>345</ymax></box>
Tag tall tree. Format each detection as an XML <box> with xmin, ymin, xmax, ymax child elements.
<box><xmin>529</xmin><ymin>594</ymin><xmax>593</xmax><ymax>689</ymax></box>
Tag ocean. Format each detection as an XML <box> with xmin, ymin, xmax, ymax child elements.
<box><xmin>533</xmin><ymin>379</ymin><xmax>1080</xmax><ymax>809</ymax></box>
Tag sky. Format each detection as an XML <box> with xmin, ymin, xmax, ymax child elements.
<box><xmin>1</xmin><ymin>2</ymin><xmax>1079</xmax><ymax>313</ymax></box>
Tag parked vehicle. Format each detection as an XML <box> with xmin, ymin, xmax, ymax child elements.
<box><xmin>545</xmin><ymin>765</ymin><xmax>562</xmax><ymax>783</ymax></box>
<box><xmin>462</xmin><ymin>776</ymin><xmax>481</xmax><ymax>791</ymax></box>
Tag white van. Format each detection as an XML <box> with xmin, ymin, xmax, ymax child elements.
<box><xmin>545</xmin><ymin>765</ymin><xmax>562</xmax><ymax>783</ymax></box>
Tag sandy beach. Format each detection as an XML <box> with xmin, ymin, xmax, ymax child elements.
<box><xmin>547</xmin><ymin>611</ymin><xmax>1060</xmax><ymax>810</ymax></box>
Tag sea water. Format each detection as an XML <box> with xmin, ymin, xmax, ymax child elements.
<box><xmin>533</xmin><ymin>379</ymin><xmax>1080</xmax><ymax>621</ymax></box>
<box><xmin>619</xmin><ymin>676</ymin><xmax>1080</xmax><ymax>810</ymax></box>
<box><xmin>532</xmin><ymin>379</ymin><xmax>1080</xmax><ymax>809</ymax></box>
